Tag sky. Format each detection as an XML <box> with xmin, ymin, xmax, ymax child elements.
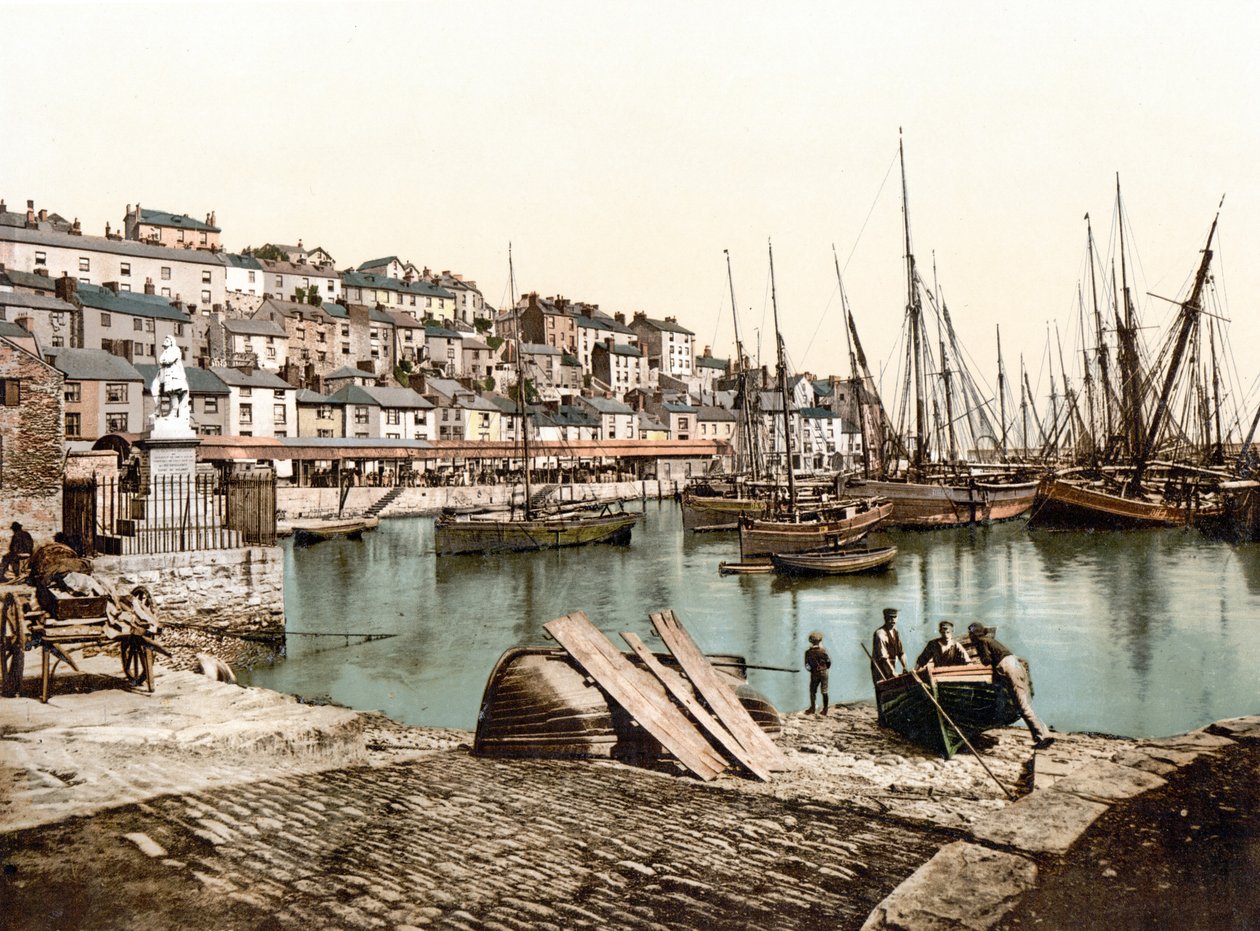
<box><xmin>5</xmin><ymin>0</ymin><xmax>1260</xmax><ymax>414</ymax></box>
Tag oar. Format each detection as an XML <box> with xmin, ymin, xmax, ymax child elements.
<box><xmin>863</xmin><ymin>642</ymin><xmax>1016</xmax><ymax>802</ymax></box>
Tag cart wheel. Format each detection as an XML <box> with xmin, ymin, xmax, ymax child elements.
<box><xmin>2</xmin><ymin>593</ymin><xmax>26</xmax><ymax>697</ymax></box>
<box><xmin>120</xmin><ymin>638</ymin><xmax>145</xmax><ymax>685</ymax></box>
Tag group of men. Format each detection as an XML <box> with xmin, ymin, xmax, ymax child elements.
<box><xmin>803</xmin><ymin>606</ymin><xmax>1054</xmax><ymax>750</ymax></box>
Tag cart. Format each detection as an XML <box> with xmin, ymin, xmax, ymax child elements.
<box><xmin>0</xmin><ymin>583</ymin><xmax>163</xmax><ymax>702</ymax></box>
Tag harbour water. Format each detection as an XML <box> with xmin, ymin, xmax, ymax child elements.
<box><xmin>242</xmin><ymin>500</ymin><xmax>1260</xmax><ymax>739</ymax></box>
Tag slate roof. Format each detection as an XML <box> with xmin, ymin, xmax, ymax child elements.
<box><xmin>696</xmin><ymin>355</ymin><xmax>728</xmax><ymax>370</ymax></box>
<box><xmin>328</xmin><ymin>385</ymin><xmax>433</xmax><ymax>409</ymax></box>
<box><xmin>139</xmin><ymin>208</ymin><xmax>219</xmax><ymax>233</ymax></box>
<box><xmin>0</xmin><ymin>226</ymin><xmax>229</xmax><ymax>266</ymax></box>
<box><xmin>76</xmin><ymin>283</ymin><xmax>189</xmax><ymax>322</ymax></box>
<box><xmin>296</xmin><ymin>389</ymin><xmax>341</xmax><ymax>405</ymax></box>
<box><xmin>634</xmin><ymin>316</ymin><xmax>694</xmax><ymax>336</ymax></box>
<box><xmin>341</xmin><ymin>271</ymin><xmax>453</xmax><ymax>300</ymax></box>
<box><xmin>0</xmin><ymin>292</ymin><xmax>76</xmax><ymax>313</ymax></box>
<box><xmin>48</xmin><ymin>347</ymin><xmax>144</xmax><ymax>381</ymax></box>
<box><xmin>356</xmin><ymin>257</ymin><xmax>398</xmax><ymax>271</ymax></box>
<box><xmin>575</xmin><ymin>314</ymin><xmax>635</xmax><ymax>336</ymax></box>
<box><xmin>520</xmin><ymin>342</ymin><xmax>560</xmax><ymax>356</ymax></box>
<box><xmin>697</xmin><ymin>405</ymin><xmax>736</xmax><ymax>421</ymax></box>
<box><xmin>662</xmin><ymin>401</ymin><xmax>698</xmax><ymax>413</ymax></box>
<box><xmin>224</xmin><ymin>318</ymin><xmax>287</xmax><ymax>337</ymax></box>
<box><xmin>221</xmin><ymin>253</ymin><xmax>263</xmax><ymax>270</ymax></box>
<box><xmin>580</xmin><ymin>396</ymin><xmax>634</xmax><ymax>414</ymax></box>
<box><xmin>257</xmin><ymin>257</ymin><xmax>339</xmax><ymax>278</ymax></box>
<box><xmin>324</xmin><ymin>365</ymin><xmax>371</xmax><ymax>380</ymax></box>
<box><xmin>1</xmin><ymin>269</ymin><xmax>58</xmax><ymax>291</ymax></box>
<box><xmin>209</xmin><ymin>366</ymin><xmax>294</xmax><ymax>390</ymax></box>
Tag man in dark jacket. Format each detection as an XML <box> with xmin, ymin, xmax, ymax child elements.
<box><xmin>804</xmin><ymin>631</ymin><xmax>831</xmax><ymax>715</ymax></box>
<box><xmin>1</xmin><ymin>522</ymin><xmax>34</xmax><ymax>581</ymax></box>
<box><xmin>967</xmin><ymin>623</ymin><xmax>1054</xmax><ymax>749</ymax></box>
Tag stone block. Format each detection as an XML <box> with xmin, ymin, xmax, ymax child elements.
<box><xmin>1051</xmin><ymin>758</ymin><xmax>1166</xmax><ymax>804</ymax></box>
<box><xmin>969</xmin><ymin>787</ymin><xmax>1109</xmax><ymax>855</ymax></box>
<box><xmin>860</xmin><ymin>841</ymin><xmax>1037</xmax><ymax>931</ymax></box>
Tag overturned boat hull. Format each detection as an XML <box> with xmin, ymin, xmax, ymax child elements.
<box><xmin>474</xmin><ymin>647</ymin><xmax>781</xmax><ymax>762</ymax></box>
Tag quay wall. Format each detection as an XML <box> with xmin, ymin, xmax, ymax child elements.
<box><xmin>277</xmin><ymin>478</ymin><xmax>686</xmax><ymax>520</ymax></box>
<box><xmin>92</xmin><ymin>546</ymin><xmax>285</xmax><ymax>636</ymax></box>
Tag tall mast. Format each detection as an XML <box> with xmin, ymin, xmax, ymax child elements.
<box><xmin>1130</xmin><ymin>201</ymin><xmax>1222</xmax><ymax>492</ymax></box>
<box><xmin>1115</xmin><ymin>177</ymin><xmax>1145</xmax><ymax>463</ymax></box>
<box><xmin>509</xmin><ymin>243</ymin><xmax>532</xmax><ymax>520</ymax></box>
<box><xmin>833</xmin><ymin>245</ymin><xmax>870</xmax><ymax>475</ymax></box>
<box><xmin>900</xmin><ymin>133</ymin><xmax>928</xmax><ymax>473</ymax></box>
<box><xmin>996</xmin><ymin>326</ymin><xmax>1008</xmax><ymax>460</ymax></box>
<box><xmin>1085</xmin><ymin>213</ymin><xmax>1114</xmax><ymax>448</ymax></box>
<box><xmin>1078</xmin><ymin>284</ymin><xmax>1098</xmax><ymax>465</ymax></box>
<box><xmin>768</xmin><ymin>239</ymin><xmax>796</xmax><ymax>513</ymax></box>
<box><xmin>725</xmin><ymin>249</ymin><xmax>760</xmax><ymax>481</ymax></box>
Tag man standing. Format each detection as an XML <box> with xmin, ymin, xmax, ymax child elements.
<box><xmin>915</xmin><ymin>620</ymin><xmax>972</xmax><ymax>670</ymax></box>
<box><xmin>804</xmin><ymin>631</ymin><xmax>831</xmax><ymax>715</ymax></box>
<box><xmin>967</xmin><ymin>623</ymin><xmax>1054</xmax><ymax>749</ymax></box>
<box><xmin>871</xmin><ymin>608</ymin><xmax>906</xmax><ymax>683</ymax></box>
<box><xmin>1</xmin><ymin>522</ymin><xmax>34</xmax><ymax>581</ymax></box>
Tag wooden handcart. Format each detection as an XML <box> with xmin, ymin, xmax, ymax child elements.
<box><xmin>0</xmin><ymin>584</ymin><xmax>164</xmax><ymax>702</ymax></box>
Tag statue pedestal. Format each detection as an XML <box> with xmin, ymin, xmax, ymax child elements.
<box><xmin>138</xmin><ymin>431</ymin><xmax>201</xmax><ymax>483</ymax></box>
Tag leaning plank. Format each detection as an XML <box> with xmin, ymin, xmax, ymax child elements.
<box><xmin>622</xmin><ymin>631</ymin><xmax>771</xmax><ymax>781</ymax></box>
<box><xmin>651</xmin><ymin>609</ymin><xmax>790</xmax><ymax>771</ymax></box>
<box><xmin>543</xmin><ymin>613</ymin><xmax>727</xmax><ymax>781</ymax></box>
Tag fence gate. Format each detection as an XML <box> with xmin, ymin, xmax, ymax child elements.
<box><xmin>227</xmin><ymin>472</ymin><xmax>277</xmax><ymax>546</ymax></box>
<box><xmin>63</xmin><ymin>477</ymin><xmax>97</xmax><ymax>556</ymax></box>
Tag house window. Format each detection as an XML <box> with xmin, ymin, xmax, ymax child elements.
<box><xmin>120</xmin><ymin>284</ymin><xmax>130</xmax><ymax>292</ymax></box>
<box><xmin>203</xmin><ymin>397</ymin><xmax>219</xmax><ymax>414</ymax></box>
<box><xmin>106</xmin><ymin>383</ymin><xmax>129</xmax><ymax>403</ymax></box>
<box><xmin>34</xmin><ymin>251</ymin><xmax>46</xmax><ymax>265</ymax></box>
<box><xmin>273</xmin><ymin>404</ymin><xmax>286</xmax><ymax>424</ymax></box>
<box><xmin>202</xmin><ymin>271</ymin><xmax>211</xmax><ymax>284</ymax></box>
<box><xmin>201</xmin><ymin>290</ymin><xmax>211</xmax><ymax>304</ymax></box>
<box><xmin>106</xmin><ymin>412</ymin><xmax>129</xmax><ymax>433</ymax></box>
<box><xmin>240</xmin><ymin>387</ymin><xmax>251</xmax><ymax>397</ymax></box>
<box><xmin>161</xmin><ymin>267</ymin><xmax>171</xmax><ymax>280</ymax></box>
<box><xmin>0</xmin><ymin>379</ymin><xmax>20</xmax><ymax>406</ymax></box>
<box><xmin>326</xmin><ymin>281</ymin><xmax>334</xmax><ymax>293</ymax></box>
<box><xmin>200</xmin><ymin>232</ymin><xmax>208</xmax><ymax>245</ymax></box>
<box><xmin>100</xmin><ymin>312</ymin><xmax>111</xmax><ymax>328</ymax></box>
<box><xmin>51</xmin><ymin>335</ymin><xmax>64</xmax><ymax>347</ymax></box>
<box><xmin>386</xmin><ymin>409</ymin><xmax>401</xmax><ymax>425</ymax></box>
<box><xmin>134</xmin><ymin>318</ymin><xmax>144</xmax><ymax>332</ymax></box>
<box><xmin>239</xmin><ymin>403</ymin><xmax>253</xmax><ymax>424</ymax></box>
<box><xmin>414</xmin><ymin>412</ymin><xmax>425</xmax><ymax>426</ymax></box>
<box><xmin>65</xmin><ymin>412</ymin><xmax>82</xmax><ymax>436</ymax></box>
<box><xmin>317</xmin><ymin>429</ymin><xmax>333</xmax><ymax>438</ymax></box>
<box><xmin>248</xmin><ymin>271</ymin><xmax>256</xmax><ymax>283</ymax></box>
<box><xmin>354</xmin><ymin>407</ymin><xmax>369</xmax><ymax>424</ymax></box>
<box><xmin>317</xmin><ymin>405</ymin><xmax>331</xmax><ymax>419</ymax></box>
<box><xmin>175</xmin><ymin>323</ymin><xmax>184</xmax><ymax>337</ymax></box>
<box><xmin>340</xmin><ymin>325</ymin><xmax>349</xmax><ymax>337</ymax></box>
<box><xmin>273</xmin><ymin>389</ymin><xmax>284</xmax><ymax>399</ymax></box>
<box><xmin>145</xmin><ymin>320</ymin><xmax>154</xmax><ymax>332</ymax></box>
<box><xmin>341</xmin><ymin>343</ymin><xmax>350</xmax><ymax>355</ymax></box>
<box><xmin>120</xmin><ymin>262</ymin><xmax>131</xmax><ymax>277</ymax></box>
<box><xmin>161</xmin><ymin>288</ymin><xmax>171</xmax><ymax>297</ymax></box>
<box><xmin>274</xmin><ymin>276</ymin><xmax>283</xmax><ymax>289</ymax></box>
<box><xmin>78</xmin><ymin>257</ymin><xmax>90</xmax><ymax>272</ymax></box>
<box><xmin>316</xmin><ymin>331</ymin><xmax>326</xmax><ymax>343</ymax></box>
<box><xmin>200</xmin><ymin>425</ymin><xmax>221</xmax><ymax>436</ymax></box>
<box><xmin>178</xmin><ymin>230</ymin><xmax>185</xmax><ymax>242</ymax></box>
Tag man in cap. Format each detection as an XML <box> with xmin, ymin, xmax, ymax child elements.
<box><xmin>967</xmin><ymin>623</ymin><xmax>1054</xmax><ymax>749</ymax></box>
<box><xmin>804</xmin><ymin>631</ymin><xmax>831</xmax><ymax>715</ymax></box>
<box><xmin>915</xmin><ymin>620</ymin><xmax>972</xmax><ymax>670</ymax></box>
<box><xmin>871</xmin><ymin>608</ymin><xmax>907</xmax><ymax>684</ymax></box>
<box><xmin>1</xmin><ymin>521</ymin><xmax>34</xmax><ymax>581</ymax></box>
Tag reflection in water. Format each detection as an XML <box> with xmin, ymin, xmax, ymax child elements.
<box><xmin>244</xmin><ymin>503</ymin><xmax>1260</xmax><ymax>739</ymax></box>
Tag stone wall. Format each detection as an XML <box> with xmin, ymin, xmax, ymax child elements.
<box><xmin>92</xmin><ymin>546</ymin><xmax>285</xmax><ymax>635</ymax></box>
<box><xmin>0</xmin><ymin>340</ymin><xmax>64</xmax><ymax>539</ymax></box>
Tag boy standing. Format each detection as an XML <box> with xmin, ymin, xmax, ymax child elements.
<box><xmin>804</xmin><ymin>631</ymin><xmax>831</xmax><ymax>715</ymax></box>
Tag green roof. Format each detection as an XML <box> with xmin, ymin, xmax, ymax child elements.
<box><xmin>76</xmin><ymin>283</ymin><xmax>189</xmax><ymax>322</ymax></box>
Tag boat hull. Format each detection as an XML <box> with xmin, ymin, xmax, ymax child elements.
<box><xmin>474</xmin><ymin>647</ymin><xmax>781</xmax><ymax>762</ymax></box>
<box><xmin>738</xmin><ymin>499</ymin><xmax>892</xmax><ymax>558</ymax></box>
<box><xmin>771</xmin><ymin>545</ymin><xmax>897</xmax><ymax>576</ymax></box>
<box><xmin>434</xmin><ymin>511</ymin><xmax>639</xmax><ymax>556</ymax></box>
<box><xmin>291</xmin><ymin>517</ymin><xmax>380</xmax><ymax>545</ymax></box>
<box><xmin>875</xmin><ymin>663</ymin><xmax>1022</xmax><ymax>758</ymax></box>
<box><xmin>681</xmin><ymin>493</ymin><xmax>769</xmax><ymax>532</ymax></box>
<box><xmin>1195</xmin><ymin>480</ymin><xmax>1260</xmax><ymax>542</ymax></box>
<box><xmin>1026</xmin><ymin>477</ymin><xmax>1208</xmax><ymax>531</ymax></box>
<box><xmin>846</xmin><ymin>478</ymin><xmax>1038</xmax><ymax>529</ymax></box>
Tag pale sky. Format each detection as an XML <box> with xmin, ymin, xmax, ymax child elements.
<box><xmin>5</xmin><ymin>1</ymin><xmax>1260</xmax><ymax>416</ymax></box>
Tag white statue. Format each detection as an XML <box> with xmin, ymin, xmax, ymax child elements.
<box><xmin>151</xmin><ymin>336</ymin><xmax>190</xmax><ymax>425</ymax></box>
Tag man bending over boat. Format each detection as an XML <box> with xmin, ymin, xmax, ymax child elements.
<box><xmin>966</xmin><ymin>623</ymin><xmax>1055</xmax><ymax>750</ymax></box>
<box><xmin>915</xmin><ymin>620</ymin><xmax>971</xmax><ymax>670</ymax></box>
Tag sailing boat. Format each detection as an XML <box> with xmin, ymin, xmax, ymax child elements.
<box><xmin>843</xmin><ymin>135</ymin><xmax>1038</xmax><ymax>528</ymax></box>
<box><xmin>1027</xmin><ymin>188</ymin><xmax>1229</xmax><ymax>531</ymax></box>
<box><xmin>433</xmin><ymin>247</ymin><xmax>640</xmax><ymax>556</ymax></box>
<box><xmin>736</xmin><ymin>240</ymin><xmax>892</xmax><ymax>559</ymax></box>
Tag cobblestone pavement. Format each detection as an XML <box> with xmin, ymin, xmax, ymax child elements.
<box><xmin>2</xmin><ymin>750</ymin><xmax>948</xmax><ymax>930</ymax></box>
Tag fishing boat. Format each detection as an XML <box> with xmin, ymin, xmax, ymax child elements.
<box><xmin>875</xmin><ymin>660</ymin><xmax>1023</xmax><ymax>759</ymax></box>
<box><xmin>737</xmin><ymin>497</ymin><xmax>891</xmax><ymax>558</ymax></box>
<box><xmin>845</xmin><ymin>477</ymin><xmax>1037</xmax><ymax>529</ymax></box>
<box><xmin>770</xmin><ymin>544</ymin><xmax>897</xmax><ymax>576</ymax></box>
<box><xmin>433</xmin><ymin>246</ymin><xmax>639</xmax><ymax>556</ymax></box>
<box><xmin>1027</xmin><ymin>475</ymin><xmax>1205</xmax><ymax>530</ymax></box>
<box><xmin>473</xmin><ymin>646</ymin><xmax>781</xmax><ymax>762</ymax></box>
<box><xmin>291</xmin><ymin>516</ymin><xmax>380</xmax><ymax>545</ymax></box>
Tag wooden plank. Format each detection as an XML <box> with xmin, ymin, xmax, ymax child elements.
<box><xmin>621</xmin><ymin>631</ymin><xmax>771</xmax><ymax>781</ymax></box>
<box><xmin>651</xmin><ymin>609</ymin><xmax>789</xmax><ymax>771</ymax></box>
<box><xmin>544</xmin><ymin>612</ymin><xmax>727</xmax><ymax>781</ymax></box>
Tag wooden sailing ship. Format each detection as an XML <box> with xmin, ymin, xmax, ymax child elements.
<box><xmin>1027</xmin><ymin>188</ymin><xmax>1230</xmax><ymax>531</ymax></box>
<box><xmin>737</xmin><ymin>498</ymin><xmax>892</xmax><ymax>558</ymax></box>
<box><xmin>434</xmin><ymin>247</ymin><xmax>639</xmax><ymax>556</ymax></box>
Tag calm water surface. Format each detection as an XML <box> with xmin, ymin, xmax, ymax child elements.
<box><xmin>241</xmin><ymin>501</ymin><xmax>1260</xmax><ymax>738</ymax></box>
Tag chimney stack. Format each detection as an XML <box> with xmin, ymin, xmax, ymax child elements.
<box><xmin>144</xmin><ymin>277</ymin><xmax>155</xmax><ymax>295</ymax></box>
<box><xmin>54</xmin><ymin>273</ymin><xmax>78</xmax><ymax>303</ymax></box>
<box><xmin>25</xmin><ymin>200</ymin><xmax>35</xmax><ymax>225</ymax></box>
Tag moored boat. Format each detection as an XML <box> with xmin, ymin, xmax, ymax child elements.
<box><xmin>473</xmin><ymin>646</ymin><xmax>781</xmax><ymax>762</ymax></box>
<box><xmin>875</xmin><ymin>661</ymin><xmax>1023</xmax><ymax>759</ymax></box>
<box><xmin>1026</xmin><ymin>476</ymin><xmax>1206</xmax><ymax>531</ymax></box>
<box><xmin>738</xmin><ymin>498</ymin><xmax>892</xmax><ymax>558</ymax></box>
<box><xmin>771</xmin><ymin>544</ymin><xmax>897</xmax><ymax>576</ymax></box>
<box><xmin>291</xmin><ymin>516</ymin><xmax>380</xmax><ymax>545</ymax></box>
<box><xmin>434</xmin><ymin>507</ymin><xmax>639</xmax><ymax>556</ymax></box>
<box><xmin>846</xmin><ymin>477</ymin><xmax>1037</xmax><ymax>529</ymax></box>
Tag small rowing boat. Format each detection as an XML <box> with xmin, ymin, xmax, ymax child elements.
<box><xmin>771</xmin><ymin>545</ymin><xmax>897</xmax><ymax>576</ymax></box>
<box><xmin>291</xmin><ymin>517</ymin><xmax>380</xmax><ymax>545</ymax></box>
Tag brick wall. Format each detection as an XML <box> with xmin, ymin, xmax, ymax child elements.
<box><xmin>0</xmin><ymin>341</ymin><xmax>65</xmax><ymax>539</ymax></box>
